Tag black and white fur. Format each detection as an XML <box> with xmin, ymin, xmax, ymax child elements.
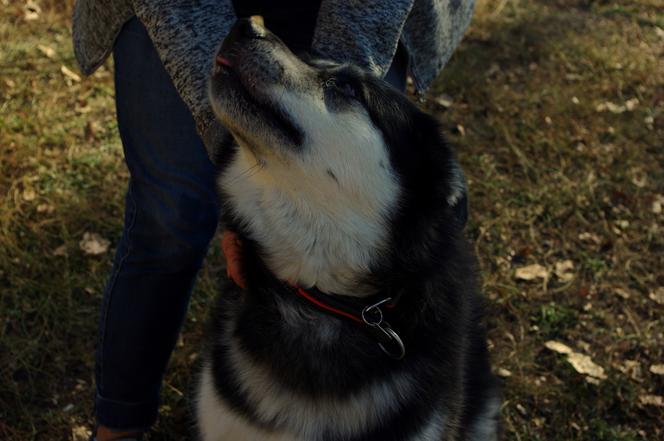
<box><xmin>196</xmin><ymin>18</ymin><xmax>500</xmax><ymax>441</ymax></box>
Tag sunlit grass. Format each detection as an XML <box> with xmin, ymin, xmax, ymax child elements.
<box><xmin>1</xmin><ymin>0</ymin><xmax>663</xmax><ymax>440</ymax></box>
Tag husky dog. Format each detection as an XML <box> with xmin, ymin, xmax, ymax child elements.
<box><xmin>196</xmin><ymin>17</ymin><xmax>500</xmax><ymax>441</ymax></box>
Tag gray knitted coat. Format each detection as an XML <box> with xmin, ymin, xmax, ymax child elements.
<box><xmin>72</xmin><ymin>0</ymin><xmax>474</xmax><ymax>152</ymax></box>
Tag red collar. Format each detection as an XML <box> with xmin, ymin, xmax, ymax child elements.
<box><xmin>291</xmin><ymin>285</ymin><xmax>406</xmax><ymax>360</ymax></box>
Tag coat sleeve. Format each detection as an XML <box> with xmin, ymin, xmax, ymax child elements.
<box><xmin>131</xmin><ymin>0</ymin><xmax>236</xmax><ymax>137</ymax></box>
<box><xmin>311</xmin><ymin>0</ymin><xmax>415</xmax><ymax>77</ymax></box>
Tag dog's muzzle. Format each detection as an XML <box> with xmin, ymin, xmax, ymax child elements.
<box><xmin>215</xmin><ymin>16</ymin><xmax>267</xmax><ymax>68</ymax></box>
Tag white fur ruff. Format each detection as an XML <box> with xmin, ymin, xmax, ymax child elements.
<box><xmin>219</xmin><ymin>88</ymin><xmax>401</xmax><ymax>295</ymax></box>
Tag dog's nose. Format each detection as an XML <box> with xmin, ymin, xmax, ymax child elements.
<box><xmin>216</xmin><ymin>16</ymin><xmax>268</xmax><ymax>67</ymax></box>
<box><xmin>234</xmin><ymin>16</ymin><xmax>266</xmax><ymax>39</ymax></box>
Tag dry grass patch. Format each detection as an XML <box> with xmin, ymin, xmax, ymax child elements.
<box><xmin>1</xmin><ymin>0</ymin><xmax>662</xmax><ymax>440</ymax></box>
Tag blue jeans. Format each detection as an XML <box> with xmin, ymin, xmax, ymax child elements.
<box><xmin>96</xmin><ymin>16</ymin><xmax>407</xmax><ymax>431</ymax></box>
<box><xmin>94</xmin><ymin>17</ymin><xmax>219</xmax><ymax>430</ymax></box>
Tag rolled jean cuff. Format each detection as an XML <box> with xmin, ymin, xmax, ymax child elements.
<box><xmin>95</xmin><ymin>392</ymin><xmax>158</xmax><ymax>431</ymax></box>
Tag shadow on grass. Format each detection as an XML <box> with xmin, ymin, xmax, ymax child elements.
<box><xmin>2</xmin><ymin>0</ymin><xmax>662</xmax><ymax>440</ymax></box>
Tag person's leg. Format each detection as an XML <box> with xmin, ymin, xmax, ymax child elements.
<box><xmin>94</xmin><ymin>17</ymin><xmax>219</xmax><ymax>435</ymax></box>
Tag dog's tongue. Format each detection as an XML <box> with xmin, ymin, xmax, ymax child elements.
<box><xmin>216</xmin><ymin>55</ymin><xmax>233</xmax><ymax>67</ymax></box>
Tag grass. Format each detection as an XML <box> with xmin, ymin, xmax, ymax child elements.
<box><xmin>1</xmin><ymin>0</ymin><xmax>663</xmax><ymax>439</ymax></box>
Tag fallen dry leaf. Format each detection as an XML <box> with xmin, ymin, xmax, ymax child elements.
<box><xmin>36</xmin><ymin>203</ymin><xmax>53</xmax><ymax>213</ymax></box>
<box><xmin>554</xmin><ymin>260</ymin><xmax>574</xmax><ymax>282</ymax></box>
<box><xmin>545</xmin><ymin>340</ymin><xmax>573</xmax><ymax>355</ymax></box>
<box><xmin>614</xmin><ymin>219</ymin><xmax>629</xmax><ymax>230</ymax></box>
<box><xmin>71</xmin><ymin>426</ymin><xmax>91</xmax><ymax>441</ymax></box>
<box><xmin>639</xmin><ymin>395</ymin><xmax>664</xmax><ymax>407</ymax></box>
<box><xmin>657</xmin><ymin>27</ymin><xmax>664</xmax><ymax>39</ymax></box>
<box><xmin>497</xmin><ymin>368</ymin><xmax>512</xmax><ymax>378</ymax></box>
<box><xmin>516</xmin><ymin>403</ymin><xmax>527</xmax><ymax>416</ymax></box>
<box><xmin>545</xmin><ymin>340</ymin><xmax>607</xmax><ymax>382</ymax></box>
<box><xmin>433</xmin><ymin>93</ymin><xmax>453</xmax><ymax>109</ymax></box>
<box><xmin>625</xmin><ymin>98</ymin><xmax>639</xmax><ymax>111</ymax></box>
<box><xmin>652</xmin><ymin>194</ymin><xmax>664</xmax><ymax>214</ymax></box>
<box><xmin>24</xmin><ymin>0</ymin><xmax>41</xmax><ymax>21</ymax></box>
<box><xmin>649</xmin><ymin>287</ymin><xmax>664</xmax><ymax>305</ymax></box>
<box><xmin>650</xmin><ymin>364</ymin><xmax>664</xmax><ymax>376</ymax></box>
<box><xmin>617</xmin><ymin>360</ymin><xmax>643</xmax><ymax>382</ymax></box>
<box><xmin>61</xmin><ymin>65</ymin><xmax>81</xmax><ymax>82</ymax></box>
<box><xmin>566</xmin><ymin>352</ymin><xmax>607</xmax><ymax>380</ymax></box>
<box><xmin>596</xmin><ymin>101</ymin><xmax>625</xmax><ymax>113</ymax></box>
<box><xmin>37</xmin><ymin>44</ymin><xmax>55</xmax><ymax>59</ymax></box>
<box><xmin>22</xmin><ymin>187</ymin><xmax>36</xmax><ymax>201</ymax></box>
<box><xmin>645</xmin><ymin>115</ymin><xmax>654</xmax><ymax>129</ymax></box>
<box><xmin>630</xmin><ymin>172</ymin><xmax>647</xmax><ymax>188</ymax></box>
<box><xmin>595</xmin><ymin>98</ymin><xmax>638</xmax><ymax>114</ymax></box>
<box><xmin>515</xmin><ymin>264</ymin><xmax>548</xmax><ymax>281</ymax></box>
<box><xmin>578</xmin><ymin>232</ymin><xmax>601</xmax><ymax>244</ymax></box>
<box><xmin>79</xmin><ymin>232</ymin><xmax>110</xmax><ymax>256</ymax></box>
<box><xmin>614</xmin><ymin>288</ymin><xmax>631</xmax><ymax>299</ymax></box>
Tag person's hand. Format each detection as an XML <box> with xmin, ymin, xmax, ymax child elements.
<box><xmin>221</xmin><ymin>230</ymin><xmax>246</xmax><ymax>289</ymax></box>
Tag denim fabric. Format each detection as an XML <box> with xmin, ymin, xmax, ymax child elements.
<box><xmin>94</xmin><ymin>17</ymin><xmax>219</xmax><ymax>430</ymax></box>
<box><xmin>95</xmin><ymin>15</ymin><xmax>407</xmax><ymax>431</ymax></box>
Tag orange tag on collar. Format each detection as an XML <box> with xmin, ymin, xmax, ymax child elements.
<box><xmin>221</xmin><ymin>230</ymin><xmax>246</xmax><ymax>289</ymax></box>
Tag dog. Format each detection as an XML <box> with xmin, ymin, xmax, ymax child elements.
<box><xmin>195</xmin><ymin>17</ymin><xmax>501</xmax><ymax>441</ymax></box>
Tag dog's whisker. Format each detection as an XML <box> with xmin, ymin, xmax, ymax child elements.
<box><xmin>225</xmin><ymin>160</ymin><xmax>264</xmax><ymax>185</ymax></box>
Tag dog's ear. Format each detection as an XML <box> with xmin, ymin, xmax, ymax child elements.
<box><xmin>202</xmin><ymin>120</ymin><xmax>237</xmax><ymax>168</ymax></box>
<box><xmin>409</xmin><ymin>110</ymin><xmax>469</xmax><ymax>230</ymax></box>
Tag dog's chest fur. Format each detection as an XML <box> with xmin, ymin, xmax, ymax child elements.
<box><xmin>198</xmin><ymin>364</ymin><xmax>449</xmax><ymax>441</ymax></box>
<box><xmin>196</xmin><ymin>280</ymin><xmax>465</xmax><ymax>441</ymax></box>
<box><xmin>219</xmin><ymin>125</ymin><xmax>399</xmax><ymax>295</ymax></box>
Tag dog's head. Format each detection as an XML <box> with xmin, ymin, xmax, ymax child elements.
<box><xmin>209</xmin><ymin>18</ymin><xmax>467</xmax><ymax>295</ymax></box>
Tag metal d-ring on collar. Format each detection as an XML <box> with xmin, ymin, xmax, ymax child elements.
<box><xmin>361</xmin><ymin>297</ymin><xmax>406</xmax><ymax>360</ymax></box>
<box><xmin>291</xmin><ymin>285</ymin><xmax>406</xmax><ymax>360</ymax></box>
